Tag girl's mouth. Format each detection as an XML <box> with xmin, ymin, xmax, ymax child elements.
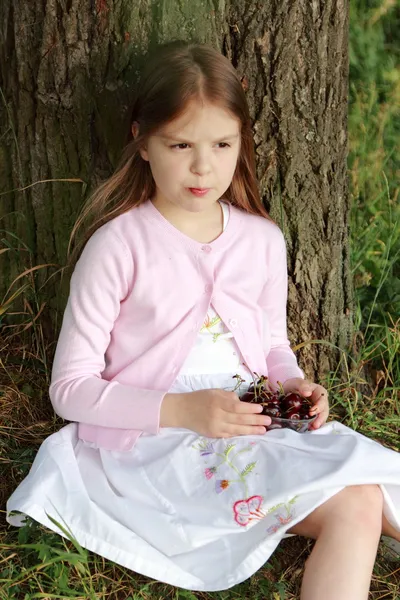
<box><xmin>188</xmin><ymin>188</ymin><xmax>211</xmax><ymax>196</ymax></box>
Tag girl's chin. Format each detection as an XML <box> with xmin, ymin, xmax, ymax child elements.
<box><xmin>153</xmin><ymin>193</ymin><xmax>221</xmax><ymax>214</ymax></box>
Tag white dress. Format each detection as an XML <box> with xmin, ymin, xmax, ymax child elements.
<box><xmin>7</xmin><ymin>204</ymin><xmax>400</xmax><ymax>591</ymax></box>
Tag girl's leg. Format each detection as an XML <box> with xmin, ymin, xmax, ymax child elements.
<box><xmin>286</xmin><ymin>485</ymin><xmax>383</xmax><ymax>600</ymax></box>
<box><xmin>382</xmin><ymin>513</ymin><xmax>400</xmax><ymax>541</ymax></box>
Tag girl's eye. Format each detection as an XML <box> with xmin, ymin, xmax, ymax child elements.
<box><xmin>170</xmin><ymin>142</ymin><xmax>231</xmax><ymax>149</ymax></box>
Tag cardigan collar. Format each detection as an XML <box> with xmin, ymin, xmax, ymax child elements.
<box><xmin>138</xmin><ymin>199</ymin><xmax>242</xmax><ymax>254</ymax></box>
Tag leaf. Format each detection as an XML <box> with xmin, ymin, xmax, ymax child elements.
<box><xmin>45</xmin><ymin>512</ymin><xmax>87</xmax><ymax>560</ymax></box>
<box><xmin>224</xmin><ymin>442</ymin><xmax>235</xmax><ymax>456</ymax></box>
<box><xmin>74</xmin><ymin>561</ymin><xmax>87</xmax><ymax>574</ymax></box>
<box><xmin>0</xmin><ymin>284</ymin><xmax>30</xmax><ymax>316</ymax></box>
<box><xmin>240</xmin><ymin>461</ymin><xmax>256</xmax><ymax>477</ymax></box>
<box><xmin>175</xmin><ymin>591</ymin><xmax>199</xmax><ymax>600</ymax></box>
<box><xmin>17</xmin><ymin>521</ymin><xmax>33</xmax><ymax>544</ymax></box>
<box><xmin>266</xmin><ymin>502</ymin><xmax>285</xmax><ymax>514</ymax></box>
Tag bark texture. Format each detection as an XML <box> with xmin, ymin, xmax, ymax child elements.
<box><xmin>0</xmin><ymin>0</ymin><xmax>352</xmax><ymax>380</ymax></box>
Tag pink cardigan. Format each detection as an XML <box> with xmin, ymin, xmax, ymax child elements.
<box><xmin>50</xmin><ymin>200</ymin><xmax>304</xmax><ymax>451</ymax></box>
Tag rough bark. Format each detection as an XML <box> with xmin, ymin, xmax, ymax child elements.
<box><xmin>0</xmin><ymin>0</ymin><xmax>351</xmax><ymax>380</ymax></box>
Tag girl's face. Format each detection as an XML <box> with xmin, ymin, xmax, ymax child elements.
<box><xmin>139</xmin><ymin>101</ymin><xmax>241</xmax><ymax>216</ymax></box>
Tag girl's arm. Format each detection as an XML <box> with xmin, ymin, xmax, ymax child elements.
<box><xmin>50</xmin><ymin>227</ymin><xmax>167</xmax><ymax>432</ymax></box>
<box><xmin>259</xmin><ymin>229</ymin><xmax>305</xmax><ymax>389</ymax></box>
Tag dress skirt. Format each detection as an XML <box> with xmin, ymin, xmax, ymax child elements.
<box><xmin>6</xmin><ymin>373</ymin><xmax>400</xmax><ymax>591</ymax></box>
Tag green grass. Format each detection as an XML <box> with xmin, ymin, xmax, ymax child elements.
<box><xmin>1</xmin><ymin>0</ymin><xmax>399</xmax><ymax>598</ymax></box>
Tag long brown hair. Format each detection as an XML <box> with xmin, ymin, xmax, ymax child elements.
<box><xmin>68</xmin><ymin>41</ymin><xmax>271</xmax><ymax>265</ymax></box>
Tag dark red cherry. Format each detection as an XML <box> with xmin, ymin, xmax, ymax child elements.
<box><xmin>285</xmin><ymin>408</ymin><xmax>301</xmax><ymax>421</ymax></box>
<box><xmin>267</xmin><ymin>392</ymin><xmax>281</xmax><ymax>406</ymax></box>
<box><xmin>299</xmin><ymin>412</ymin><xmax>311</xmax><ymax>420</ymax></box>
<box><xmin>262</xmin><ymin>404</ymin><xmax>282</xmax><ymax>418</ymax></box>
<box><xmin>241</xmin><ymin>391</ymin><xmax>256</xmax><ymax>403</ymax></box>
<box><xmin>281</xmin><ymin>393</ymin><xmax>303</xmax><ymax>412</ymax></box>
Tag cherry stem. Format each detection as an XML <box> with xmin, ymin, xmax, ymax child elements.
<box><xmin>232</xmin><ymin>374</ymin><xmax>245</xmax><ymax>392</ymax></box>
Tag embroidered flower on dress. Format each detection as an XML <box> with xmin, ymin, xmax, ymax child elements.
<box><xmin>199</xmin><ymin>442</ymin><xmax>215</xmax><ymax>456</ymax></box>
<box><xmin>233</xmin><ymin>495</ymin><xmax>265</xmax><ymax>526</ymax></box>
<box><xmin>266</xmin><ymin>512</ymin><xmax>294</xmax><ymax>535</ymax></box>
<box><xmin>201</xmin><ymin>314</ymin><xmax>221</xmax><ymax>332</ymax></box>
<box><xmin>205</xmin><ymin>467</ymin><xmax>217</xmax><ymax>480</ymax></box>
<box><xmin>215</xmin><ymin>479</ymin><xmax>230</xmax><ymax>493</ymax></box>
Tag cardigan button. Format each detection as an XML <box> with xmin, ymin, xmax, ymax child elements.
<box><xmin>201</xmin><ymin>245</ymin><xmax>212</xmax><ymax>253</ymax></box>
<box><xmin>229</xmin><ymin>318</ymin><xmax>238</xmax><ymax>328</ymax></box>
<box><xmin>205</xmin><ymin>284</ymin><xmax>212</xmax><ymax>293</ymax></box>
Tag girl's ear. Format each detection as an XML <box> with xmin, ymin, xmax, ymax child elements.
<box><xmin>132</xmin><ymin>121</ymin><xmax>149</xmax><ymax>161</ymax></box>
<box><xmin>131</xmin><ymin>121</ymin><xmax>139</xmax><ymax>139</ymax></box>
<box><xmin>139</xmin><ymin>147</ymin><xmax>149</xmax><ymax>161</ymax></box>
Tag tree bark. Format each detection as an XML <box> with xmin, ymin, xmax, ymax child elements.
<box><xmin>0</xmin><ymin>0</ymin><xmax>351</xmax><ymax>380</ymax></box>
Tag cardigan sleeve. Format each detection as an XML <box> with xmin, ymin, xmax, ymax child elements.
<box><xmin>259</xmin><ymin>229</ymin><xmax>305</xmax><ymax>388</ymax></box>
<box><xmin>49</xmin><ymin>227</ymin><xmax>166</xmax><ymax>432</ymax></box>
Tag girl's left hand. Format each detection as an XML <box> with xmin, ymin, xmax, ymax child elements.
<box><xmin>281</xmin><ymin>378</ymin><xmax>329</xmax><ymax>430</ymax></box>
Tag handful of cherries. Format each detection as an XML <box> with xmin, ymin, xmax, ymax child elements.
<box><xmin>234</xmin><ymin>375</ymin><xmax>316</xmax><ymax>432</ymax></box>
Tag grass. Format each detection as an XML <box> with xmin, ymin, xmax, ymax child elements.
<box><xmin>1</xmin><ymin>0</ymin><xmax>399</xmax><ymax>597</ymax></box>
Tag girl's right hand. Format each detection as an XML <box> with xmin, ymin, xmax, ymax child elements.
<box><xmin>161</xmin><ymin>390</ymin><xmax>271</xmax><ymax>438</ymax></box>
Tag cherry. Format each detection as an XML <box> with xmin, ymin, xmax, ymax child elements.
<box><xmin>266</xmin><ymin>392</ymin><xmax>281</xmax><ymax>405</ymax></box>
<box><xmin>285</xmin><ymin>408</ymin><xmax>301</xmax><ymax>420</ymax></box>
<box><xmin>281</xmin><ymin>393</ymin><xmax>303</xmax><ymax>412</ymax></box>
<box><xmin>240</xmin><ymin>379</ymin><xmax>314</xmax><ymax>429</ymax></box>
<box><xmin>241</xmin><ymin>391</ymin><xmax>256</xmax><ymax>403</ymax></box>
<box><xmin>299</xmin><ymin>412</ymin><xmax>311</xmax><ymax>420</ymax></box>
<box><xmin>261</xmin><ymin>404</ymin><xmax>282</xmax><ymax>418</ymax></box>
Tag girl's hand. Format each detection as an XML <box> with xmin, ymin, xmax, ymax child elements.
<box><xmin>163</xmin><ymin>390</ymin><xmax>272</xmax><ymax>438</ymax></box>
<box><xmin>282</xmin><ymin>378</ymin><xmax>329</xmax><ymax>430</ymax></box>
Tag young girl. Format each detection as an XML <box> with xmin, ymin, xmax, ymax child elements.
<box><xmin>7</xmin><ymin>41</ymin><xmax>400</xmax><ymax>599</ymax></box>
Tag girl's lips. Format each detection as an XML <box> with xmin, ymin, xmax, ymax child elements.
<box><xmin>188</xmin><ymin>188</ymin><xmax>210</xmax><ymax>196</ymax></box>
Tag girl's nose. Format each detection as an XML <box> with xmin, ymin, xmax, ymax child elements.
<box><xmin>190</xmin><ymin>153</ymin><xmax>212</xmax><ymax>176</ymax></box>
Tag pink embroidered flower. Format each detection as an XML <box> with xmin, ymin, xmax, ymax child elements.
<box><xmin>204</xmin><ymin>467</ymin><xmax>217</xmax><ymax>480</ymax></box>
<box><xmin>233</xmin><ymin>495</ymin><xmax>265</xmax><ymax>526</ymax></box>
<box><xmin>215</xmin><ymin>479</ymin><xmax>230</xmax><ymax>493</ymax></box>
<box><xmin>266</xmin><ymin>513</ymin><xmax>294</xmax><ymax>535</ymax></box>
<box><xmin>277</xmin><ymin>514</ymin><xmax>293</xmax><ymax>526</ymax></box>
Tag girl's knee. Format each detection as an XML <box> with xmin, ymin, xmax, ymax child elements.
<box><xmin>287</xmin><ymin>485</ymin><xmax>383</xmax><ymax>539</ymax></box>
<box><xmin>337</xmin><ymin>484</ymin><xmax>383</xmax><ymax>528</ymax></box>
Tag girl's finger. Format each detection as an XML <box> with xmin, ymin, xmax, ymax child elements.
<box><xmin>298</xmin><ymin>384</ymin><xmax>314</xmax><ymax>396</ymax></box>
<box><xmin>310</xmin><ymin>413</ymin><xmax>327</xmax><ymax>429</ymax></box>
<box><xmin>309</xmin><ymin>390</ymin><xmax>328</xmax><ymax>407</ymax></box>
<box><xmin>309</xmin><ymin>397</ymin><xmax>323</xmax><ymax>412</ymax></box>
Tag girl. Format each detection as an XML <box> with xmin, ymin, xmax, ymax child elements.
<box><xmin>7</xmin><ymin>41</ymin><xmax>400</xmax><ymax>599</ymax></box>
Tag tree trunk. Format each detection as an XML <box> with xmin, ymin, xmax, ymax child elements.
<box><xmin>0</xmin><ymin>0</ymin><xmax>351</xmax><ymax>381</ymax></box>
